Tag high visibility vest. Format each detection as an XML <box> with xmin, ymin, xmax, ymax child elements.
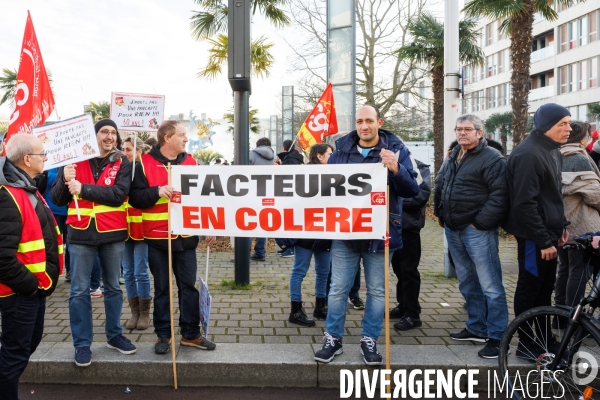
<box><xmin>139</xmin><ymin>153</ymin><xmax>196</xmax><ymax>239</ymax></box>
<box><xmin>66</xmin><ymin>158</ymin><xmax>127</xmax><ymax>232</ymax></box>
<box><xmin>125</xmin><ymin>200</ymin><xmax>144</xmax><ymax>240</ymax></box>
<box><xmin>0</xmin><ymin>186</ymin><xmax>64</xmax><ymax>297</ymax></box>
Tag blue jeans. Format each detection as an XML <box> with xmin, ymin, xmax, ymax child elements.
<box><xmin>326</xmin><ymin>240</ymin><xmax>387</xmax><ymax>340</ymax></box>
<box><xmin>0</xmin><ymin>294</ymin><xmax>45</xmax><ymax>400</ymax></box>
<box><xmin>253</xmin><ymin>238</ymin><xmax>266</xmax><ymax>258</ymax></box>
<box><xmin>148</xmin><ymin>246</ymin><xmax>200</xmax><ymax>339</ymax></box>
<box><xmin>326</xmin><ymin>261</ymin><xmax>361</xmax><ymax>298</ymax></box>
<box><xmin>445</xmin><ymin>226</ymin><xmax>508</xmax><ymax>341</ymax></box>
<box><xmin>122</xmin><ymin>239</ymin><xmax>150</xmax><ymax>299</ymax></box>
<box><xmin>290</xmin><ymin>246</ymin><xmax>331</xmax><ymax>302</ymax></box>
<box><xmin>90</xmin><ymin>256</ymin><xmax>102</xmax><ymax>290</ymax></box>
<box><xmin>69</xmin><ymin>241</ymin><xmax>125</xmax><ymax>347</ymax></box>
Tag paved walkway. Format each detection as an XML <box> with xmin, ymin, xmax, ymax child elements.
<box><xmin>24</xmin><ymin>219</ymin><xmax>519</xmax><ymax>348</ymax></box>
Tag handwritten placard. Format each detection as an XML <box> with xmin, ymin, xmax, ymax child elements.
<box><xmin>110</xmin><ymin>92</ymin><xmax>165</xmax><ymax>132</ymax></box>
<box><xmin>32</xmin><ymin>114</ymin><xmax>100</xmax><ymax>171</ymax></box>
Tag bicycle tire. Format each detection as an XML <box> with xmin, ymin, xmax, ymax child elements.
<box><xmin>498</xmin><ymin>306</ymin><xmax>600</xmax><ymax>400</ymax></box>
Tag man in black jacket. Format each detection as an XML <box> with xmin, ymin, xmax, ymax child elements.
<box><xmin>390</xmin><ymin>158</ymin><xmax>430</xmax><ymax>331</ymax></box>
<box><xmin>277</xmin><ymin>139</ymin><xmax>304</xmax><ymax>166</ymax></box>
<box><xmin>0</xmin><ymin>135</ymin><xmax>61</xmax><ymax>399</ymax></box>
<box><xmin>52</xmin><ymin>119</ymin><xmax>136</xmax><ymax>367</ymax></box>
<box><xmin>504</xmin><ymin>104</ymin><xmax>571</xmax><ymax>357</ymax></box>
<box><xmin>434</xmin><ymin>114</ymin><xmax>509</xmax><ymax>359</ymax></box>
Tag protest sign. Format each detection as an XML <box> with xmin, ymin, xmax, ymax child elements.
<box><xmin>110</xmin><ymin>92</ymin><xmax>165</xmax><ymax>132</ymax></box>
<box><xmin>199</xmin><ymin>278</ymin><xmax>211</xmax><ymax>336</ymax></box>
<box><xmin>170</xmin><ymin>164</ymin><xmax>387</xmax><ymax>239</ymax></box>
<box><xmin>32</xmin><ymin>114</ymin><xmax>100</xmax><ymax>171</ymax></box>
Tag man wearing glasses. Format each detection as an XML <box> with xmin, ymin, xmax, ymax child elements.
<box><xmin>52</xmin><ymin>118</ymin><xmax>136</xmax><ymax>367</ymax></box>
<box><xmin>0</xmin><ymin>135</ymin><xmax>62</xmax><ymax>398</ymax></box>
<box><xmin>434</xmin><ymin>114</ymin><xmax>509</xmax><ymax>359</ymax></box>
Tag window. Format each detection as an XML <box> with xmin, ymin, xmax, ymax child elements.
<box><xmin>579</xmin><ymin>16</ymin><xmax>588</xmax><ymax>46</ymax></box>
<box><xmin>590</xmin><ymin>58</ymin><xmax>598</xmax><ymax>88</ymax></box>
<box><xmin>579</xmin><ymin>61</ymin><xmax>588</xmax><ymax>90</ymax></box>
<box><xmin>590</xmin><ymin>11</ymin><xmax>598</xmax><ymax>42</ymax></box>
<box><xmin>560</xmin><ymin>24</ymin><xmax>568</xmax><ymax>52</ymax></box>
<box><xmin>568</xmin><ymin>64</ymin><xmax>575</xmax><ymax>92</ymax></box>
<box><xmin>486</xmin><ymin>23</ymin><xmax>494</xmax><ymax>46</ymax></box>
<box><xmin>569</xmin><ymin>21</ymin><xmax>577</xmax><ymax>49</ymax></box>
<box><xmin>560</xmin><ymin>65</ymin><xmax>569</xmax><ymax>94</ymax></box>
<box><xmin>498</xmin><ymin>51</ymin><xmax>504</xmax><ymax>74</ymax></box>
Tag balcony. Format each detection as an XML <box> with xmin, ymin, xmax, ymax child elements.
<box><xmin>531</xmin><ymin>45</ymin><xmax>554</xmax><ymax>63</ymax></box>
<box><xmin>528</xmin><ymin>85</ymin><xmax>555</xmax><ymax>101</ymax></box>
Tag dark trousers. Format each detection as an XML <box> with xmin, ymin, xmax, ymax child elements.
<box><xmin>148</xmin><ymin>246</ymin><xmax>200</xmax><ymax>340</ymax></box>
<box><xmin>514</xmin><ymin>238</ymin><xmax>558</xmax><ymax>318</ymax></box>
<box><xmin>391</xmin><ymin>229</ymin><xmax>422</xmax><ymax>319</ymax></box>
<box><xmin>555</xmin><ymin>246</ymin><xmax>591</xmax><ymax>308</ymax></box>
<box><xmin>0</xmin><ymin>294</ymin><xmax>46</xmax><ymax>400</ymax></box>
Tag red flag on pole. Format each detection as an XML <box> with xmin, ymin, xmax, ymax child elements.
<box><xmin>5</xmin><ymin>11</ymin><xmax>55</xmax><ymax>146</ymax></box>
<box><xmin>297</xmin><ymin>83</ymin><xmax>338</xmax><ymax>151</ymax></box>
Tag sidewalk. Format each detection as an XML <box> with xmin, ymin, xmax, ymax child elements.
<box><xmin>16</xmin><ymin>219</ymin><xmax>520</xmax><ymax>388</ymax></box>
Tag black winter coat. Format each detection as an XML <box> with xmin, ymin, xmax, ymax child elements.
<box><xmin>278</xmin><ymin>149</ymin><xmax>304</xmax><ymax>165</ymax></box>
<box><xmin>504</xmin><ymin>131</ymin><xmax>567</xmax><ymax>249</ymax></box>
<box><xmin>51</xmin><ymin>150</ymin><xmax>131</xmax><ymax>246</ymax></box>
<box><xmin>435</xmin><ymin>138</ymin><xmax>508</xmax><ymax>231</ymax></box>
<box><xmin>0</xmin><ymin>158</ymin><xmax>60</xmax><ymax>297</ymax></box>
<box><xmin>402</xmin><ymin>159</ymin><xmax>431</xmax><ymax>232</ymax></box>
<box><xmin>128</xmin><ymin>145</ymin><xmax>200</xmax><ymax>251</ymax></box>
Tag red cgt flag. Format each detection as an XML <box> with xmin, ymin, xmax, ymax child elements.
<box><xmin>297</xmin><ymin>83</ymin><xmax>338</xmax><ymax>151</ymax></box>
<box><xmin>5</xmin><ymin>11</ymin><xmax>55</xmax><ymax>146</ymax></box>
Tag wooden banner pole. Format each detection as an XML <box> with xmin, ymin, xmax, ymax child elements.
<box><xmin>167</xmin><ymin>162</ymin><xmax>178</xmax><ymax>389</ymax></box>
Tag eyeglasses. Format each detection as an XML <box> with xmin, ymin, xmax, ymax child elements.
<box><xmin>455</xmin><ymin>128</ymin><xmax>477</xmax><ymax>133</ymax></box>
<box><xmin>27</xmin><ymin>152</ymin><xmax>48</xmax><ymax>157</ymax></box>
<box><xmin>99</xmin><ymin>129</ymin><xmax>117</xmax><ymax>136</ymax></box>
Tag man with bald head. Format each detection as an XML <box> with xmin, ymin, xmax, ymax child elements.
<box><xmin>314</xmin><ymin>104</ymin><xmax>419</xmax><ymax>365</ymax></box>
<box><xmin>0</xmin><ymin>134</ymin><xmax>62</xmax><ymax>399</ymax></box>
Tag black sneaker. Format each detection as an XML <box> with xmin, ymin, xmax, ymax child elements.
<box><xmin>250</xmin><ymin>254</ymin><xmax>265</xmax><ymax>261</ymax></box>
<box><xmin>393</xmin><ymin>316</ymin><xmax>422</xmax><ymax>331</ymax></box>
<box><xmin>349</xmin><ymin>297</ymin><xmax>365</xmax><ymax>310</ymax></box>
<box><xmin>280</xmin><ymin>248</ymin><xmax>294</xmax><ymax>258</ymax></box>
<box><xmin>478</xmin><ymin>339</ymin><xmax>503</xmax><ymax>359</ymax></box>
<box><xmin>155</xmin><ymin>337</ymin><xmax>171</xmax><ymax>354</ymax></box>
<box><xmin>360</xmin><ymin>336</ymin><xmax>383</xmax><ymax>365</ymax></box>
<box><xmin>107</xmin><ymin>334</ymin><xmax>137</xmax><ymax>354</ymax></box>
<box><xmin>314</xmin><ymin>333</ymin><xmax>343</xmax><ymax>363</ymax></box>
<box><xmin>389</xmin><ymin>305</ymin><xmax>404</xmax><ymax>319</ymax></box>
<box><xmin>450</xmin><ymin>329</ymin><xmax>488</xmax><ymax>343</ymax></box>
<box><xmin>74</xmin><ymin>346</ymin><xmax>92</xmax><ymax>367</ymax></box>
<box><xmin>65</xmin><ymin>272</ymin><xmax>71</xmax><ymax>282</ymax></box>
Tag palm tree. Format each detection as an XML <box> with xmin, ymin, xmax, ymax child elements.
<box><xmin>86</xmin><ymin>101</ymin><xmax>111</xmax><ymax>121</ymax></box>
<box><xmin>463</xmin><ymin>0</ymin><xmax>585</xmax><ymax>147</ymax></box>
<box><xmin>223</xmin><ymin>107</ymin><xmax>261</xmax><ymax>134</ymax></box>
<box><xmin>0</xmin><ymin>67</ymin><xmax>55</xmax><ymax>107</ymax></box>
<box><xmin>484</xmin><ymin>112</ymin><xmax>512</xmax><ymax>155</ymax></box>
<box><xmin>589</xmin><ymin>103</ymin><xmax>600</xmax><ymax>123</ymax></box>
<box><xmin>396</xmin><ymin>13</ymin><xmax>484</xmax><ymax>174</ymax></box>
<box><xmin>190</xmin><ymin>0</ymin><xmax>289</xmax><ymax>80</ymax></box>
<box><xmin>193</xmin><ymin>149</ymin><xmax>224</xmax><ymax>165</ymax></box>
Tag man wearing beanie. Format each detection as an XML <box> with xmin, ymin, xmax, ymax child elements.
<box><xmin>504</xmin><ymin>103</ymin><xmax>571</xmax><ymax>360</ymax></box>
<box><xmin>51</xmin><ymin>118</ymin><xmax>136</xmax><ymax>367</ymax></box>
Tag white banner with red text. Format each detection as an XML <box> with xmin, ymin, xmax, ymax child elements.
<box><xmin>170</xmin><ymin>164</ymin><xmax>388</xmax><ymax>239</ymax></box>
<box><xmin>110</xmin><ymin>92</ymin><xmax>165</xmax><ymax>132</ymax></box>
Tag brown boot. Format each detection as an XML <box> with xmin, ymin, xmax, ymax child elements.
<box><xmin>125</xmin><ymin>297</ymin><xmax>140</xmax><ymax>330</ymax></box>
<box><xmin>137</xmin><ymin>297</ymin><xmax>152</xmax><ymax>330</ymax></box>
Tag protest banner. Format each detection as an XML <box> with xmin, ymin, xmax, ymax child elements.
<box><xmin>5</xmin><ymin>12</ymin><xmax>55</xmax><ymax>151</ymax></box>
<box><xmin>32</xmin><ymin>114</ymin><xmax>100</xmax><ymax>171</ymax></box>
<box><xmin>169</xmin><ymin>164</ymin><xmax>387</xmax><ymax>239</ymax></box>
<box><xmin>110</xmin><ymin>92</ymin><xmax>165</xmax><ymax>132</ymax></box>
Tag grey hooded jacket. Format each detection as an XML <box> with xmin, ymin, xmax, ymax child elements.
<box><xmin>249</xmin><ymin>146</ymin><xmax>275</xmax><ymax>165</ymax></box>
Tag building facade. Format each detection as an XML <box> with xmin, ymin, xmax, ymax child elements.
<box><xmin>462</xmin><ymin>1</ymin><xmax>599</xmax><ymax>146</ymax></box>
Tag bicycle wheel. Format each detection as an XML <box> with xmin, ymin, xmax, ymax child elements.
<box><xmin>498</xmin><ymin>306</ymin><xmax>600</xmax><ymax>400</ymax></box>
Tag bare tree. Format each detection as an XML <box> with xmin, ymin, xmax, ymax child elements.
<box><xmin>284</xmin><ymin>0</ymin><xmax>430</xmax><ymax>120</ymax></box>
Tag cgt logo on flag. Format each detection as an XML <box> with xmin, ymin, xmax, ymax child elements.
<box><xmin>371</xmin><ymin>192</ymin><xmax>386</xmax><ymax>206</ymax></box>
<box><xmin>297</xmin><ymin>83</ymin><xmax>338</xmax><ymax>151</ymax></box>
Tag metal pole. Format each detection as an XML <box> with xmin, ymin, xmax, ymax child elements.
<box><xmin>443</xmin><ymin>0</ymin><xmax>459</xmax><ymax>278</ymax></box>
<box><xmin>233</xmin><ymin>90</ymin><xmax>250</xmax><ymax>285</ymax></box>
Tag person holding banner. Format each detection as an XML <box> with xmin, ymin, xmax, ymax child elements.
<box><xmin>0</xmin><ymin>135</ymin><xmax>62</xmax><ymax>399</ymax></box>
<box><xmin>121</xmin><ymin>136</ymin><xmax>151</xmax><ymax>330</ymax></box>
<box><xmin>128</xmin><ymin>120</ymin><xmax>216</xmax><ymax>355</ymax></box>
<box><xmin>314</xmin><ymin>104</ymin><xmax>419</xmax><ymax>366</ymax></box>
<box><xmin>51</xmin><ymin>118</ymin><xmax>136</xmax><ymax>367</ymax></box>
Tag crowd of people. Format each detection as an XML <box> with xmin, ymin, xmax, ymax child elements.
<box><xmin>0</xmin><ymin>101</ymin><xmax>597</xmax><ymax>397</ymax></box>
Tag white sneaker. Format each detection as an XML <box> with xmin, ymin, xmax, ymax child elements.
<box><xmin>90</xmin><ymin>288</ymin><xmax>103</xmax><ymax>298</ymax></box>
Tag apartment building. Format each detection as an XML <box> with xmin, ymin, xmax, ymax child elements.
<box><xmin>461</xmin><ymin>1</ymin><xmax>600</xmax><ymax>145</ymax></box>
